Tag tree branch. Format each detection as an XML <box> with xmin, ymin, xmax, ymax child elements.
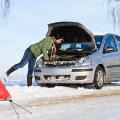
<box><xmin>108</xmin><ymin>0</ymin><xmax>120</xmax><ymax>28</ymax></box>
<box><xmin>0</xmin><ymin>0</ymin><xmax>10</xmax><ymax>17</ymax></box>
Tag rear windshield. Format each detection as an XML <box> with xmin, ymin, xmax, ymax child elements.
<box><xmin>94</xmin><ymin>35</ymin><xmax>103</xmax><ymax>49</ymax></box>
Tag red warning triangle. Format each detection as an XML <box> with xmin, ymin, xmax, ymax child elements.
<box><xmin>0</xmin><ymin>80</ymin><xmax>11</xmax><ymax>100</ymax></box>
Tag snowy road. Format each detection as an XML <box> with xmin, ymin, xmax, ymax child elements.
<box><xmin>0</xmin><ymin>85</ymin><xmax>120</xmax><ymax>120</ymax></box>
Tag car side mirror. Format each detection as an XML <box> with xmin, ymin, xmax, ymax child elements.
<box><xmin>103</xmin><ymin>47</ymin><xmax>114</xmax><ymax>53</ymax></box>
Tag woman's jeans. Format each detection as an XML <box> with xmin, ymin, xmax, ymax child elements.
<box><xmin>13</xmin><ymin>48</ymin><xmax>37</xmax><ymax>76</ymax></box>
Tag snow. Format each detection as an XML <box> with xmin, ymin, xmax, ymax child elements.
<box><xmin>0</xmin><ymin>79</ymin><xmax>120</xmax><ymax>120</ymax></box>
<box><xmin>4</xmin><ymin>84</ymin><xmax>120</xmax><ymax>101</ymax></box>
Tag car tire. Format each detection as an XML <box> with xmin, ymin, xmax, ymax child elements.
<box><xmin>93</xmin><ymin>66</ymin><xmax>105</xmax><ymax>89</ymax></box>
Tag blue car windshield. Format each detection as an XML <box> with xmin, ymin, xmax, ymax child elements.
<box><xmin>94</xmin><ymin>35</ymin><xmax>103</xmax><ymax>49</ymax></box>
<box><xmin>59</xmin><ymin>35</ymin><xmax>103</xmax><ymax>51</ymax></box>
<box><xmin>59</xmin><ymin>43</ymin><xmax>93</xmax><ymax>51</ymax></box>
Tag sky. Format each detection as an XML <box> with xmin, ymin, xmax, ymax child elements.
<box><xmin>0</xmin><ymin>0</ymin><xmax>117</xmax><ymax>80</ymax></box>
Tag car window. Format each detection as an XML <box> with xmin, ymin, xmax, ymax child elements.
<box><xmin>103</xmin><ymin>35</ymin><xmax>118</xmax><ymax>53</ymax></box>
<box><xmin>94</xmin><ymin>35</ymin><xmax>103</xmax><ymax>49</ymax></box>
<box><xmin>115</xmin><ymin>36</ymin><xmax>120</xmax><ymax>41</ymax></box>
<box><xmin>115</xmin><ymin>36</ymin><xmax>120</xmax><ymax>50</ymax></box>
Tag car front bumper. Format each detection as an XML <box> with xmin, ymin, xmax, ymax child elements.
<box><xmin>34</xmin><ymin>66</ymin><xmax>95</xmax><ymax>84</ymax></box>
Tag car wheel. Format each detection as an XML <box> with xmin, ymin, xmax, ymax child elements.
<box><xmin>93</xmin><ymin>66</ymin><xmax>104</xmax><ymax>89</ymax></box>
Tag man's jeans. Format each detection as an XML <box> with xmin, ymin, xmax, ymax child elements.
<box><xmin>14</xmin><ymin>48</ymin><xmax>37</xmax><ymax>76</ymax></box>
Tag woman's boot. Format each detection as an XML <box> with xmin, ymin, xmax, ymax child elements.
<box><xmin>27</xmin><ymin>75</ymin><xmax>32</xmax><ymax>87</ymax></box>
<box><xmin>4</xmin><ymin>67</ymin><xmax>16</xmax><ymax>80</ymax></box>
<box><xmin>6</xmin><ymin>67</ymin><xmax>16</xmax><ymax>76</ymax></box>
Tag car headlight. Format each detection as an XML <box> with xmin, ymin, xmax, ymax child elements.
<box><xmin>36</xmin><ymin>59</ymin><xmax>43</xmax><ymax>67</ymax></box>
<box><xmin>75</xmin><ymin>57</ymin><xmax>92</xmax><ymax>67</ymax></box>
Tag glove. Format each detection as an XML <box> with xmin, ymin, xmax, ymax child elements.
<box><xmin>49</xmin><ymin>55</ymin><xmax>56</xmax><ymax>62</ymax></box>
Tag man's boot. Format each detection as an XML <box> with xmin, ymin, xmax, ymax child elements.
<box><xmin>6</xmin><ymin>67</ymin><xmax>16</xmax><ymax>76</ymax></box>
<box><xmin>27</xmin><ymin>75</ymin><xmax>32</xmax><ymax>87</ymax></box>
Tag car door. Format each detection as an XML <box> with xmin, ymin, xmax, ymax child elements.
<box><xmin>114</xmin><ymin>35</ymin><xmax>120</xmax><ymax>78</ymax></box>
<box><xmin>102</xmin><ymin>35</ymin><xmax>120</xmax><ymax>81</ymax></box>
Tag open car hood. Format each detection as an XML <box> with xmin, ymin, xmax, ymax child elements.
<box><xmin>47</xmin><ymin>21</ymin><xmax>97</xmax><ymax>49</ymax></box>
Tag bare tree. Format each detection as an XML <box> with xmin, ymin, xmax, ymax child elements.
<box><xmin>0</xmin><ymin>0</ymin><xmax>10</xmax><ymax>17</ymax></box>
<box><xmin>108</xmin><ymin>0</ymin><xmax>120</xmax><ymax>28</ymax></box>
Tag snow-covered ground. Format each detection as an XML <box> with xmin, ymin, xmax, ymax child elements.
<box><xmin>6</xmin><ymin>84</ymin><xmax>120</xmax><ymax>101</ymax></box>
<box><xmin>0</xmin><ymin>79</ymin><xmax>120</xmax><ymax>120</ymax></box>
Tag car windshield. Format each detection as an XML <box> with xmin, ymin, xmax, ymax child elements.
<box><xmin>59</xmin><ymin>43</ymin><xmax>93</xmax><ymax>51</ymax></box>
<box><xmin>58</xmin><ymin>35</ymin><xmax>103</xmax><ymax>51</ymax></box>
<box><xmin>94</xmin><ymin>35</ymin><xmax>103</xmax><ymax>49</ymax></box>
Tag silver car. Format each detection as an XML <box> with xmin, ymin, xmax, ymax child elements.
<box><xmin>34</xmin><ymin>21</ymin><xmax>120</xmax><ymax>89</ymax></box>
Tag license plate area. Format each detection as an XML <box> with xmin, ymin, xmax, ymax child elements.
<box><xmin>44</xmin><ymin>75</ymin><xmax>70</xmax><ymax>81</ymax></box>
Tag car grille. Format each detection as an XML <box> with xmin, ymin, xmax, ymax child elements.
<box><xmin>44</xmin><ymin>75</ymin><xmax>70</xmax><ymax>81</ymax></box>
<box><xmin>44</xmin><ymin>61</ymin><xmax>76</xmax><ymax>67</ymax></box>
